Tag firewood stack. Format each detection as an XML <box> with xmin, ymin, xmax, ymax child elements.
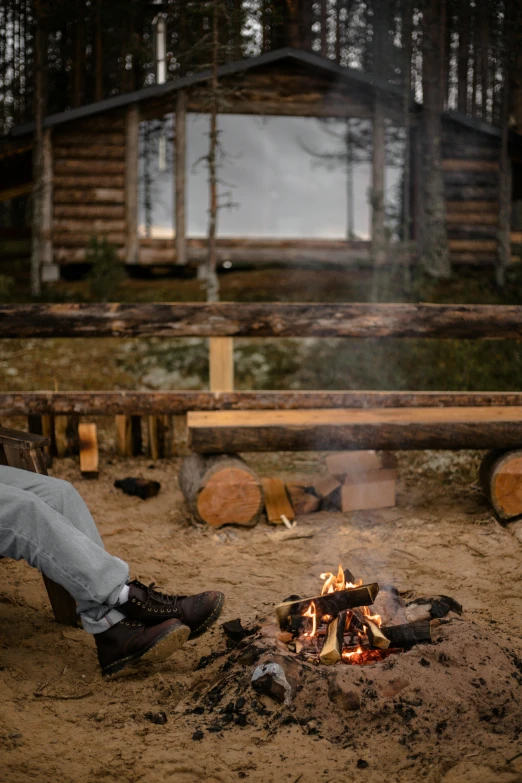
<box><xmin>285</xmin><ymin>450</ymin><xmax>398</xmax><ymax>518</ymax></box>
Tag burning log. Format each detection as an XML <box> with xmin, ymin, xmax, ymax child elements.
<box><xmin>363</xmin><ymin>618</ymin><xmax>390</xmax><ymax>650</ymax></box>
<box><xmin>178</xmin><ymin>453</ymin><xmax>263</xmax><ymax>528</ymax></box>
<box><xmin>381</xmin><ymin>620</ymin><xmax>432</xmax><ymax>648</ymax></box>
<box><xmin>275</xmin><ymin>583</ymin><xmax>379</xmax><ymax>630</ymax></box>
<box><xmin>319</xmin><ymin>611</ymin><xmax>347</xmax><ymax>665</ymax></box>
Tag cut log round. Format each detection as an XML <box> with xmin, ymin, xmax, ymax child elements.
<box><xmin>479</xmin><ymin>449</ymin><xmax>522</xmax><ymax>520</ymax></box>
<box><xmin>178</xmin><ymin>453</ymin><xmax>263</xmax><ymax>528</ymax></box>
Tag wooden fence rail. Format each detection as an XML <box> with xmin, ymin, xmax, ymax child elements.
<box><xmin>4</xmin><ymin>390</ymin><xmax>522</xmax><ymax>417</ymax></box>
<box><xmin>2</xmin><ymin>302</ymin><xmax>522</xmax><ymax>339</ymax></box>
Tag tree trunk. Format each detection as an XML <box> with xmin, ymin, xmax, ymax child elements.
<box><xmin>178</xmin><ymin>453</ymin><xmax>264</xmax><ymax>528</ymax></box>
<box><xmin>31</xmin><ymin>0</ymin><xmax>45</xmax><ymax>297</ymax></box>
<box><xmin>421</xmin><ymin>0</ymin><xmax>450</xmax><ymax>279</ymax></box>
<box><xmin>479</xmin><ymin>0</ymin><xmax>489</xmax><ymax>120</ymax></box>
<box><xmin>94</xmin><ymin>0</ymin><xmax>103</xmax><ymax>101</ymax></box>
<box><xmin>370</xmin><ymin>96</ymin><xmax>385</xmax><ymax>299</ymax></box>
<box><xmin>73</xmin><ymin>1</ymin><xmax>85</xmax><ymax>108</ymax></box>
<box><xmin>497</xmin><ymin>0</ymin><xmax>512</xmax><ymax>286</ymax></box>
<box><xmin>203</xmin><ymin>3</ymin><xmax>220</xmax><ymax>303</ymax></box>
<box><xmin>320</xmin><ymin>0</ymin><xmax>328</xmax><ymax>56</ymax></box>
<box><xmin>175</xmin><ymin>90</ymin><xmax>187</xmax><ymax>266</ymax></box>
<box><xmin>457</xmin><ymin>0</ymin><xmax>470</xmax><ymax>114</ymax></box>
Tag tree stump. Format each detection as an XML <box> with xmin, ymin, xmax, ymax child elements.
<box><xmin>178</xmin><ymin>453</ymin><xmax>263</xmax><ymax>528</ymax></box>
<box><xmin>480</xmin><ymin>449</ymin><xmax>522</xmax><ymax>520</ymax></box>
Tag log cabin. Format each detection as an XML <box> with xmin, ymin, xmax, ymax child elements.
<box><xmin>1</xmin><ymin>47</ymin><xmax>521</xmax><ymax>282</ymax></box>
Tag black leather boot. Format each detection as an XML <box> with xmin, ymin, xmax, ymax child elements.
<box><xmin>121</xmin><ymin>580</ymin><xmax>225</xmax><ymax>639</ymax></box>
<box><xmin>95</xmin><ymin>617</ymin><xmax>190</xmax><ymax>676</ymax></box>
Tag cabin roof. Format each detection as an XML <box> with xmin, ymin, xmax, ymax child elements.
<box><xmin>3</xmin><ymin>47</ymin><xmax>510</xmax><ymax>144</ymax></box>
<box><xmin>7</xmin><ymin>47</ymin><xmax>410</xmax><ymax>138</ymax></box>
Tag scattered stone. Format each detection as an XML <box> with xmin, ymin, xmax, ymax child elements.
<box><xmin>420</xmin><ymin>658</ymin><xmax>430</xmax><ymax>667</ymax></box>
<box><xmin>328</xmin><ymin>677</ymin><xmax>361</xmax><ymax>711</ymax></box>
<box><xmin>357</xmin><ymin>759</ymin><xmax>369</xmax><ymax>769</ymax></box>
<box><xmin>251</xmin><ymin>661</ymin><xmax>295</xmax><ymax>705</ymax></box>
<box><xmin>192</xmin><ymin>730</ymin><xmax>204</xmax><ymax>741</ymax></box>
<box><xmin>114</xmin><ymin>478</ymin><xmax>161</xmax><ymax>500</ymax></box>
<box><xmin>144</xmin><ymin>711</ymin><xmax>167</xmax><ymax>725</ymax></box>
<box><xmin>379</xmin><ymin>677</ymin><xmax>410</xmax><ymax>699</ymax></box>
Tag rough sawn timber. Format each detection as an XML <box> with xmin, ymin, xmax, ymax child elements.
<box><xmin>6</xmin><ymin>390</ymin><xmax>522</xmax><ymax>417</ymax></box>
<box><xmin>479</xmin><ymin>449</ymin><xmax>522</xmax><ymax>520</ymax></box>
<box><xmin>178</xmin><ymin>453</ymin><xmax>264</xmax><ymax>528</ymax></box>
<box><xmin>3</xmin><ymin>303</ymin><xmax>522</xmax><ymax>339</ymax></box>
<box><xmin>187</xmin><ymin>408</ymin><xmax>522</xmax><ymax>453</ymax></box>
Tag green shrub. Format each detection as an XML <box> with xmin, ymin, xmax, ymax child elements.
<box><xmin>85</xmin><ymin>236</ymin><xmax>125</xmax><ymax>301</ymax></box>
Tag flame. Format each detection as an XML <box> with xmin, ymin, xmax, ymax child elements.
<box><xmin>302</xmin><ymin>601</ymin><xmax>317</xmax><ymax>637</ymax></box>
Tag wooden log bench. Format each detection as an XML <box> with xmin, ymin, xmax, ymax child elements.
<box><xmin>187</xmin><ymin>407</ymin><xmax>522</xmax><ymax>453</ymax></box>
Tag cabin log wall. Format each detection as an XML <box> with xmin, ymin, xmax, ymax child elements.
<box><xmin>52</xmin><ymin>110</ymin><xmax>127</xmax><ymax>265</ymax></box>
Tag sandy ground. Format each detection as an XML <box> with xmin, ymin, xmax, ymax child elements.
<box><xmin>1</xmin><ymin>450</ymin><xmax>522</xmax><ymax>783</ymax></box>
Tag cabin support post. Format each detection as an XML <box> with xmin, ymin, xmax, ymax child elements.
<box><xmin>40</xmin><ymin>128</ymin><xmax>58</xmax><ymax>283</ymax></box>
<box><xmin>175</xmin><ymin>90</ymin><xmax>187</xmax><ymax>265</ymax></box>
<box><xmin>371</xmin><ymin>96</ymin><xmax>386</xmax><ymax>299</ymax></box>
<box><xmin>125</xmin><ymin>102</ymin><xmax>139</xmax><ymax>265</ymax></box>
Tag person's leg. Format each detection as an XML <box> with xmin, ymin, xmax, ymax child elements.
<box><xmin>0</xmin><ymin>479</ymin><xmax>129</xmax><ymax>632</ymax></box>
<box><xmin>0</xmin><ymin>465</ymin><xmax>104</xmax><ymax>547</ymax></box>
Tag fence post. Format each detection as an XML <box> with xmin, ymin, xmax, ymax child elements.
<box><xmin>209</xmin><ymin>337</ymin><xmax>234</xmax><ymax>392</ymax></box>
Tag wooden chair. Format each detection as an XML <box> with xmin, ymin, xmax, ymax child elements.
<box><xmin>0</xmin><ymin>425</ymin><xmax>78</xmax><ymax>626</ymax></box>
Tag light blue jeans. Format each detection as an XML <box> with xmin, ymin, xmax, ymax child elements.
<box><xmin>0</xmin><ymin>465</ymin><xmax>129</xmax><ymax>633</ymax></box>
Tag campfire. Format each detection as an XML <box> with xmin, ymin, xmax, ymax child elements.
<box><xmin>274</xmin><ymin>564</ymin><xmax>433</xmax><ymax>667</ymax></box>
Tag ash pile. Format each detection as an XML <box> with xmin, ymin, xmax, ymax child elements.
<box><xmin>177</xmin><ymin>564</ymin><xmax>522</xmax><ymax>760</ymax></box>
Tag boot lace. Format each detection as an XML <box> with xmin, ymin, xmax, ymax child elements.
<box><xmin>138</xmin><ymin>581</ymin><xmax>183</xmax><ymax>613</ymax></box>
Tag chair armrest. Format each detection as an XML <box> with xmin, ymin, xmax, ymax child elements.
<box><xmin>0</xmin><ymin>426</ymin><xmax>51</xmax><ymax>450</ymax></box>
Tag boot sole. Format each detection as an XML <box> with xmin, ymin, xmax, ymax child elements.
<box><xmin>102</xmin><ymin>622</ymin><xmax>191</xmax><ymax>677</ymax></box>
<box><xmin>190</xmin><ymin>592</ymin><xmax>225</xmax><ymax>639</ymax></box>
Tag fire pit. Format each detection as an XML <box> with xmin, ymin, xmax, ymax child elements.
<box><xmin>177</xmin><ymin>560</ymin><xmax>522</xmax><ymax>765</ymax></box>
<box><xmin>272</xmin><ymin>564</ymin><xmax>434</xmax><ymax>668</ymax></box>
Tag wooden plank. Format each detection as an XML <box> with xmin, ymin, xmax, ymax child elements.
<box><xmin>0</xmin><ymin>182</ymin><xmax>32</xmax><ymax>203</ymax></box>
<box><xmin>446</xmin><ymin>213</ymin><xmax>497</xmax><ymax>225</ymax></box>
<box><xmin>54</xmin><ymin>160</ymin><xmax>125</xmax><ymax>175</ymax></box>
<box><xmin>511</xmin><ymin>232</ymin><xmax>522</xmax><ymax>244</ymax></box>
<box><xmin>53</xmin><ymin>132</ymin><xmax>125</xmax><ymax>146</ymax></box>
<box><xmin>442</xmin><ymin>159</ymin><xmax>499</xmax><ymax>172</ymax></box>
<box><xmin>53</xmin><ymin>246</ymin><xmax>126</xmax><ymax>263</ymax></box>
<box><xmin>53</xmin><ymin>205</ymin><xmax>125</xmax><ymax>219</ymax></box>
<box><xmin>209</xmin><ymin>337</ymin><xmax>234</xmax><ymax>391</ymax></box>
<box><xmin>53</xmin><ymin>219</ymin><xmax>126</xmax><ymax>233</ymax></box>
<box><xmin>0</xmin><ymin>425</ymin><xmax>50</xmax><ymax>449</ymax></box>
<box><xmin>116</xmin><ymin>414</ymin><xmax>132</xmax><ymax>456</ymax></box>
<box><xmin>261</xmin><ymin>477</ymin><xmax>295</xmax><ymax>525</ymax></box>
<box><xmin>53</xmin><ymin>233</ymin><xmax>126</xmax><ymax>247</ymax></box>
<box><xmin>448</xmin><ymin>239</ymin><xmax>497</xmax><ymax>252</ymax></box>
<box><xmin>125</xmin><ymin>103</ymin><xmax>139</xmax><ymax>264</ymax></box>
<box><xmin>78</xmin><ymin>422</ymin><xmax>99</xmax><ymax>477</ymax></box>
<box><xmin>187</xmin><ymin>407</ymin><xmax>522</xmax><ymax>453</ymax></box>
<box><xmin>175</xmin><ymin>90</ymin><xmax>187</xmax><ymax>266</ymax></box>
<box><xmin>446</xmin><ymin>200</ymin><xmax>497</xmax><ymax>212</ymax></box>
<box><xmin>53</xmin><ymin>177</ymin><xmax>125</xmax><ymax>189</ymax></box>
<box><xmin>9</xmin><ymin>390</ymin><xmax>522</xmax><ymax>416</ymax></box>
<box><xmin>5</xmin><ymin>303</ymin><xmax>522</xmax><ymax>339</ymax></box>
<box><xmin>54</xmin><ymin>145</ymin><xmax>125</xmax><ymax>160</ymax></box>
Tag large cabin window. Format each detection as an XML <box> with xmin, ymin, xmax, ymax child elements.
<box><xmin>138</xmin><ymin>113</ymin><xmax>405</xmax><ymax>241</ymax></box>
